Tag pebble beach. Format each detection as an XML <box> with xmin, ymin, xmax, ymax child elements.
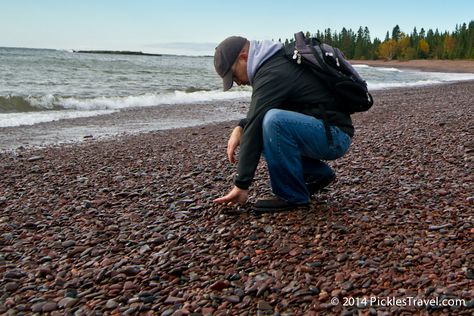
<box><xmin>1</xmin><ymin>78</ymin><xmax>473</xmax><ymax>315</ymax></box>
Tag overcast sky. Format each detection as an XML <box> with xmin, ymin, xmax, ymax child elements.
<box><xmin>1</xmin><ymin>0</ymin><xmax>473</xmax><ymax>55</ymax></box>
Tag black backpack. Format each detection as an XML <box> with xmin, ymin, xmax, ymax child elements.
<box><xmin>285</xmin><ymin>32</ymin><xmax>374</xmax><ymax>114</ymax></box>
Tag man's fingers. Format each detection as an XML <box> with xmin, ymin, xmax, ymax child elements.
<box><xmin>213</xmin><ymin>194</ymin><xmax>233</xmax><ymax>204</ymax></box>
<box><xmin>227</xmin><ymin>146</ymin><xmax>236</xmax><ymax>164</ymax></box>
<box><xmin>214</xmin><ymin>186</ymin><xmax>248</xmax><ymax>205</ymax></box>
<box><xmin>213</xmin><ymin>197</ymin><xmax>227</xmax><ymax>204</ymax></box>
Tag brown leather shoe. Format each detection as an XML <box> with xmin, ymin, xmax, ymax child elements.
<box><xmin>253</xmin><ymin>196</ymin><xmax>308</xmax><ymax>213</ymax></box>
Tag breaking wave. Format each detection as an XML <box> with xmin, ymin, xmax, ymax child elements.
<box><xmin>0</xmin><ymin>90</ymin><xmax>251</xmax><ymax>114</ymax></box>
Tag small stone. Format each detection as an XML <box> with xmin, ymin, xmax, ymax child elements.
<box><xmin>31</xmin><ymin>302</ymin><xmax>46</xmax><ymax>313</ymax></box>
<box><xmin>263</xmin><ymin>225</ymin><xmax>273</xmax><ymax>234</ymax></box>
<box><xmin>36</xmin><ymin>266</ymin><xmax>52</xmax><ymax>278</ymax></box>
<box><xmin>28</xmin><ymin>155</ymin><xmax>43</xmax><ymax>162</ymax></box>
<box><xmin>62</xmin><ymin>240</ymin><xmax>76</xmax><ymax>248</ymax></box>
<box><xmin>58</xmin><ymin>297</ymin><xmax>78</xmax><ymax>308</ymax></box>
<box><xmin>209</xmin><ymin>279</ymin><xmax>229</xmax><ymax>291</ymax></box>
<box><xmin>168</xmin><ymin>267</ymin><xmax>184</xmax><ymax>276</ymax></box>
<box><xmin>257</xmin><ymin>300</ymin><xmax>272</xmax><ymax>311</ymax></box>
<box><xmin>123</xmin><ymin>281</ymin><xmax>136</xmax><ymax>290</ymax></box>
<box><xmin>5</xmin><ymin>270</ymin><xmax>25</xmax><ymax>279</ymax></box>
<box><xmin>342</xmin><ymin>281</ymin><xmax>354</xmax><ymax>291</ymax></box>
<box><xmin>105</xmin><ymin>299</ymin><xmax>118</xmax><ymax>309</ymax></box>
<box><xmin>383</xmin><ymin>238</ymin><xmax>395</xmax><ymax>246</ymax></box>
<box><xmin>201</xmin><ymin>307</ymin><xmax>215</xmax><ymax>315</ymax></box>
<box><xmin>164</xmin><ymin>296</ymin><xmax>185</xmax><ymax>304</ymax></box>
<box><xmin>362</xmin><ymin>279</ymin><xmax>372</xmax><ymax>288</ymax></box>
<box><xmin>189</xmin><ymin>272</ymin><xmax>199</xmax><ymax>281</ymax></box>
<box><xmin>307</xmin><ymin>261</ymin><xmax>322</xmax><ymax>268</ymax></box>
<box><xmin>332</xmin><ymin>224</ymin><xmax>348</xmax><ymax>233</ymax></box>
<box><xmin>336</xmin><ymin>253</ymin><xmax>349</xmax><ymax>262</ymax></box>
<box><xmin>437</xmin><ymin>189</ymin><xmax>449</xmax><ymax>196</ymax></box>
<box><xmin>161</xmin><ymin>309</ymin><xmax>174</xmax><ymax>316</ymax></box>
<box><xmin>121</xmin><ymin>266</ymin><xmax>141</xmax><ymax>276</ymax></box>
<box><xmin>139</xmin><ymin>244</ymin><xmax>151</xmax><ymax>254</ymax></box>
<box><xmin>42</xmin><ymin>302</ymin><xmax>57</xmax><ymax>312</ymax></box>
<box><xmin>67</xmin><ymin>246</ymin><xmax>87</xmax><ymax>257</ymax></box>
<box><xmin>466</xmin><ymin>268</ymin><xmax>474</xmax><ymax>279</ymax></box>
<box><xmin>5</xmin><ymin>282</ymin><xmax>19</xmax><ymax>292</ymax></box>
<box><xmin>225</xmin><ymin>295</ymin><xmax>240</xmax><ymax>303</ymax></box>
<box><xmin>334</xmin><ymin>272</ymin><xmax>345</xmax><ymax>283</ymax></box>
<box><xmin>65</xmin><ymin>288</ymin><xmax>78</xmax><ymax>298</ymax></box>
<box><xmin>319</xmin><ymin>291</ymin><xmax>329</xmax><ymax>302</ymax></box>
<box><xmin>428</xmin><ymin>223</ymin><xmax>453</xmax><ymax>231</ymax></box>
<box><xmin>139</xmin><ymin>294</ymin><xmax>155</xmax><ymax>304</ymax></box>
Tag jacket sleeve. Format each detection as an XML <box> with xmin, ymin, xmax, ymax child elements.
<box><xmin>233</xmin><ymin>62</ymin><xmax>294</xmax><ymax>189</ymax></box>
<box><xmin>238</xmin><ymin>118</ymin><xmax>248</xmax><ymax>129</ymax></box>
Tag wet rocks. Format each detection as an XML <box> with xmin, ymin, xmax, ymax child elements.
<box><xmin>0</xmin><ymin>81</ymin><xmax>473</xmax><ymax>315</ymax></box>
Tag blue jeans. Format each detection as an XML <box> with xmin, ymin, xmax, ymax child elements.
<box><xmin>262</xmin><ymin>109</ymin><xmax>351</xmax><ymax>204</ymax></box>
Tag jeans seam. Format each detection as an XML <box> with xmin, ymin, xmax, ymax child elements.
<box><xmin>274</xmin><ymin>120</ymin><xmax>300</xmax><ymax>202</ymax></box>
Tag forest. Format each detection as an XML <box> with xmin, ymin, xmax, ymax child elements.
<box><xmin>281</xmin><ymin>20</ymin><xmax>474</xmax><ymax>60</ymax></box>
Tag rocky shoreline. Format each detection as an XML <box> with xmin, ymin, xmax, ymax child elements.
<box><xmin>351</xmin><ymin>59</ymin><xmax>474</xmax><ymax>73</ymax></box>
<box><xmin>1</xmin><ymin>81</ymin><xmax>473</xmax><ymax>315</ymax></box>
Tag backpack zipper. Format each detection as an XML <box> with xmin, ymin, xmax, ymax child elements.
<box><xmin>325</xmin><ymin>52</ymin><xmax>340</xmax><ymax>67</ymax></box>
<box><xmin>293</xmin><ymin>49</ymin><xmax>302</xmax><ymax>64</ymax></box>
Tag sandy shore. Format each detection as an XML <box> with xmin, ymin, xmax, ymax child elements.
<box><xmin>351</xmin><ymin>59</ymin><xmax>474</xmax><ymax>73</ymax></box>
<box><xmin>1</xmin><ymin>81</ymin><xmax>473</xmax><ymax>315</ymax></box>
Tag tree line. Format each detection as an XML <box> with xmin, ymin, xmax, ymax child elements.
<box><xmin>281</xmin><ymin>20</ymin><xmax>474</xmax><ymax>60</ymax></box>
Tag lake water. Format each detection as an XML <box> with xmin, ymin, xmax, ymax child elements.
<box><xmin>1</xmin><ymin>46</ymin><xmax>474</xmax><ymax>130</ymax></box>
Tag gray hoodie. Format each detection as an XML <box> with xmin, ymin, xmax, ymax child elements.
<box><xmin>246</xmin><ymin>40</ymin><xmax>283</xmax><ymax>85</ymax></box>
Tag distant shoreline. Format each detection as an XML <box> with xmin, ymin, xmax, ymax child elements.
<box><xmin>72</xmin><ymin>49</ymin><xmax>213</xmax><ymax>58</ymax></box>
<box><xmin>351</xmin><ymin>59</ymin><xmax>474</xmax><ymax>73</ymax></box>
<box><xmin>73</xmin><ymin>50</ymin><xmax>163</xmax><ymax>57</ymax></box>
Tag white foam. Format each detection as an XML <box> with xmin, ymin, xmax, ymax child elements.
<box><xmin>27</xmin><ymin>90</ymin><xmax>251</xmax><ymax>111</ymax></box>
<box><xmin>377</xmin><ymin>67</ymin><xmax>403</xmax><ymax>72</ymax></box>
<box><xmin>27</xmin><ymin>94</ymin><xmax>57</xmax><ymax>109</ymax></box>
<box><xmin>367</xmin><ymin>70</ymin><xmax>474</xmax><ymax>90</ymax></box>
<box><xmin>0</xmin><ymin>110</ymin><xmax>117</xmax><ymax>127</ymax></box>
<box><xmin>423</xmin><ymin>71</ymin><xmax>474</xmax><ymax>81</ymax></box>
<box><xmin>0</xmin><ymin>89</ymin><xmax>252</xmax><ymax>127</ymax></box>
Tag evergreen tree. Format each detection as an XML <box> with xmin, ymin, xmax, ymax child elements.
<box><xmin>354</xmin><ymin>27</ymin><xmax>365</xmax><ymax>59</ymax></box>
<box><xmin>339</xmin><ymin>27</ymin><xmax>354</xmax><ymax>59</ymax></box>
<box><xmin>468</xmin><ymin>21</ymin><xmax>474</xmax><ymax>58</ymax></box>
<box><xmin>372</xmin><ymin>38</ymin><xmax>382</xmax><ymax>59</ymax></box>
<box><xmin>392</xmin><ymin>25</ymin><xmax>401</xmax><ymax>41</ymax></box>
<box><xmin>283</xmin><ymin>20</ymin><xmax>473</xmax><ymax>60</ymax></box>
<box><xmin>419</xmin><ymin>28</ymin><xmax>426</xmax><ymax>39</ymax></box>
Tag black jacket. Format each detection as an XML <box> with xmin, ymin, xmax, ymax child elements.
<box><xmin>234</xmin><ymin>48</ymin><xmax>354</xmax><ymax>190</ymax></box>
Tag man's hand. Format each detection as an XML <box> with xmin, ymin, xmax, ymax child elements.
<box><xmin>213</xmin><ymin>186</ymin><xmax>248</xmax><ymax>205</ymax></box>
<box><xmin>227</xmin><ymin>126</ymin><xmax>243</xmax><ymax>164</ymax></box>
